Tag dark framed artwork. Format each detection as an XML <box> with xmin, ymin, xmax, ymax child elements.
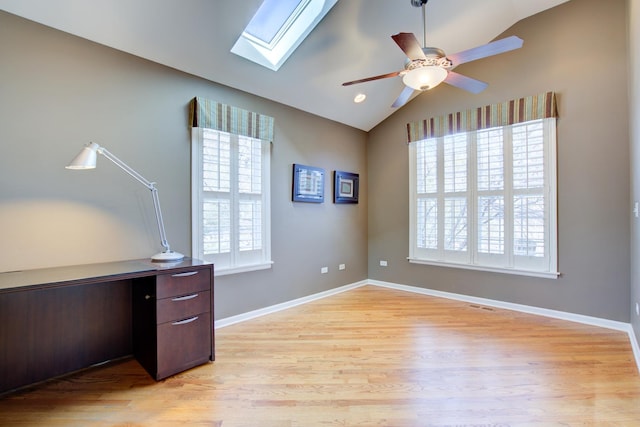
<box><xmin>292</xmin><ymin>164</ymin><xmax>325</xmax><ymax>203</ymax></box>
<box><xmin>334</xmin><ymin>170</ymin><xmax>359</xmax><ymax>204</ymax></box>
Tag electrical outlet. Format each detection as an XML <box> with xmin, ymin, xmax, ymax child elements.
<box><xmin>380</xmin><ymin>260</ymin><xmax>388</xmax><ymax>267</ymax></box>
<box><xmin>321</xmin><ymin>266</ymin><xmax>328</xmax><ymax>274</ymax></box>
<box><xmin>339</xmin><ymin>263</ymin><xmax>346</xmax><ymax>270</ymax></box>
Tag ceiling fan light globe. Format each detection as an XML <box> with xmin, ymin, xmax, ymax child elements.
<box><xmin>402</xmin><ymin>66</ymin><xmax>447</xmax><ymax>91</ymax></box>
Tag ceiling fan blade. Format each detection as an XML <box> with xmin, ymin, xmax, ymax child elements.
<box><xmin>391</xmin><ymin>32</ymin><xmax>427</xmax><ymax>61</ymax></box>
<box><xmin>447</xmin><ymin>35</ymin><xmax>523</xmax><ymax>67</ymax></box>
<box><xmin>391</xmin><ymin>86</ymin><xmax>415</xmax><ymax>108</ymax></box>
<box><xmin>342</xmin><ymin>71</ymin><xmax>402</xmax><ymax>86</ymax></box>
<box><xmin>444</xmin><ymin>71</ymin><xmax>488</xmax><ymax>94</ymax></box>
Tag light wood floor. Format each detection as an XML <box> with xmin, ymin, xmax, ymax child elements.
<box><xmin>1</xmin><ymin>285</ymin><xmax>640</xmax><ymax>426</ymax></box>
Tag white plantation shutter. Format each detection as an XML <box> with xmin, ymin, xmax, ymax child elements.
<box><xmin>190</xmin><ymin>98</ymin><xmax>273</xmax><ymax>275</ymax></box>
<box><xmin>511</xmin><ymin>120</ymin><xmax>548</xmax><ymax>271</ymax></box>
<box><xmin>408</xmin><ymin>93</ymin><xmax>558</xmax><ymax>278</ymax></box>
<box><xmin>443</xmin><ymin>134</ymin><xmax>468</xmax><ymax>262</ymax></box>
<box><xmin>202</xmin><ymin>130</ymin><xmax>231</xmax><ymax>261</ymax></box>
<box><xmin>477</xmin><ymin>127</ymin><xmax>505</xmax><ymax>259</ymax></box>
<box><xmin>237</xmin><ymin>136</ymin><xmax>264</xmax><ymax>257</ymax></box>
<box><xmin>416</xmin><ymin>139</ymin><xmax>438</xmax><ymax>251</ymax></box>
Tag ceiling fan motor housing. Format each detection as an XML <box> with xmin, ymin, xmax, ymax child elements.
<box><xmin>404</xmin><ymin>47</ymin><xmax>452</xmax><ymax>71</ymax></box>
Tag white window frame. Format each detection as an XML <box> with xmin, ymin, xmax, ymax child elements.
<box><xmin>409</xmin><ymin>118</ymin><xmax>558</xmax><ymax>279</ymax></box>
<box><xmin>191</xmin><ymin>127</ymin><xmax>272</xmax><ymax>276</ymax></box>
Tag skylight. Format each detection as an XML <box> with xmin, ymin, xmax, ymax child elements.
<box><xmin>231</xmin><ymin>0</ymin><xmax>338</xmax><ymax>71</ymax></box>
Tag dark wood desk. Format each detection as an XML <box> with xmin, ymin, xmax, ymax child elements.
<box><xmin>0</xmin><ymin>258</ymin><xmax>214</xmax><ymax>394</ymax></box>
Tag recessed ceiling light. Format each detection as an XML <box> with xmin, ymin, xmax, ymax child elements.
<box><xmin>354</xmin><ymin>93</ymin><xmax>367</xmax><ymax>103</ymax></box>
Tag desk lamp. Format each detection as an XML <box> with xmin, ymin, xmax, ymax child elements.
<box><xmin>66</xmin><ymin>142</ymin><xmax>184</xmax><ymax>262</ymax></box>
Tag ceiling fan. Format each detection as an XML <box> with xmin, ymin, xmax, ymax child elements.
<box><xmin>342</xmin><ymin>0</ymin><xmax>524</xmax><ymax>108</ymax></box>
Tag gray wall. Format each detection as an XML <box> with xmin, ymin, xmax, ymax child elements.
<box><xmin>0</xmin><ymin>11</ymin><xmax>368</xmax><ymax>319</ymax></box>
<box><xmin>630</xmin><ymin>0</ymin><xmax>640</xmax><ymax>345</ymax></box>
<box><xmin>367</xmin><ymin>0</ymin><xmax>632</xmax><ymax>322</ymax></box>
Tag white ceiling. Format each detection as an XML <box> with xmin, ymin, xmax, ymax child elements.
<box><xmin>0</xmin><ymin>0</ymin><xmax>569</xmax><ymax>131</ymax></box>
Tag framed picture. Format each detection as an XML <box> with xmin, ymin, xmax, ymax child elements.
<box><xmin>292</xmin><ymin>164</ymin><xmax>325</xmax><ymax>203</ymax></box>
<box><xmin>334</xmin><ymin>171</ymin><xmax>359</xmax><ymax>204</ymax></box>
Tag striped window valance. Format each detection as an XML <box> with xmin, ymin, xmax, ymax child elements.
<box><xmin>189</xmin><ymin>97</ymin><xmax>275</xmax><ymax>142</ymax></box>
<box><xmin>406</xmin><ymin>91</ymin><xmax>557</xmax><ymax>142</ymax></box>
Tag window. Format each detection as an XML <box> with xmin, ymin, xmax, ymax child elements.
<box><xmin>231</xmin><ymin>0</ymin><xmax>338</xmax><ymax>71</ymax></box>
<box><xmin>408</xmin><ymin>93</ymin><xmax>558</xmax><ymax>278</ymax></box>
<box><xmin>189</xmin><ymin>97</ymin><xmax>274</xmax><ymax>276</ymax></box>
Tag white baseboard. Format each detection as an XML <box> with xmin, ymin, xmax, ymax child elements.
<box><xmin>369</xmin><ymin>280</ymin><xmax>630</xmax><ymax>330</ymax></box>
<box><xmin>214</xmin><ymin>280</ymin><xmax>368</xmax><ymax>329</ymax></box>
<box><xmin>629</xmin><ymin>324</ymin><xmax>640</xmax><ymax>374</ymax></box>
<box><xmin>214</xmin><ymin>278</ymin><xmax>640</xmax><ymax>373</ymax></box>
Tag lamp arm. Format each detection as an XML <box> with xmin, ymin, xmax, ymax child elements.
<box><xmin>97</xmin><ymin>146</ymin><xmax>155</xmax><ymax>190</ymax></box>
<box><xmin>150</xmin><ymin>186</ymin><xmax>171</xmax><ymax>253</ymax></box>
<box><xmin>98</xmin><ymin>147</ymin><xmax>171</xmax><ymax>253</ymax></box>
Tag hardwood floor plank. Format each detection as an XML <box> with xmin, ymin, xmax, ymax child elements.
<box><xmin>1</xmin><ymin>285</ymin><xmax>639</xmax><ymax>426</ymax></box>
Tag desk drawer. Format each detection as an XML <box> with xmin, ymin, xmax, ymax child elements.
<box><xmin>156</xmin><ymin>269</ymin><xmax>210</xmax><ymax>299</ymax></box>
<box><xmin>156</xmin><ymin>290</ymin><xmax>210</xmax><ymax>324</ymax></box>
<box><xmin>156</xmin><ymin>312</ymin><xmax>211</xmax><ymax>379</ymax></box>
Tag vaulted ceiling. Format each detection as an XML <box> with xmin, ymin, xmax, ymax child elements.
<box><xmin>0</xmin><ymin>0</ymin><xmax>569</xmax><ymax>131</ymax></box>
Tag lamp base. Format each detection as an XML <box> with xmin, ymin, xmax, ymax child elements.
<box><xmin>151</xmin><ymin>251</ymin><xmax>185</xmax><ymax>262</ymax></box>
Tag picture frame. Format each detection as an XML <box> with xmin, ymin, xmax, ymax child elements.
<box><xmin>334</xmin><ymin>170</ymin><xmax>359</xmax><ymax>204</ymax></box>
<box><xmin>292</xmin><ymin>163</ymin><xmax>325</xmax><ymax>203</ymax></box>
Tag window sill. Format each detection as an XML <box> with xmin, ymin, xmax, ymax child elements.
<box><xmin>214</xmin><ymin>261</ymin><xmax>274</xmax><ymax>277</ymax></box>
<box><xmin>407</xmin><ymin>257</ymin><xmax>560</xmax><ymax>279</ymax></box>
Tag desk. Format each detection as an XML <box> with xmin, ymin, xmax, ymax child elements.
<box><xmin>0</xmin><ymin>258</ymin><xmax>214</xmax><ymax>394</ymax></box>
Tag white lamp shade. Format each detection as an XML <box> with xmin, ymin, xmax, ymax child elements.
<box><xmin>402</xmin><ymin>66</ymin><xmax>448</xmax><ymax>91</ymax></box>
<box><xmin>66</xmin><ymin>142</ymin><xmax>99</xmax><ymax>169</ymax></box>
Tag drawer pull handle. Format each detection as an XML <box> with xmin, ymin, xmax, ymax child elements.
<box><xmin>171</xmin><ymin>271</ymin><xmax>198</xmax><ymax>278</ymax></box>
<box><xmin>172</xmin><ymin>293</ymin><xmax>198</xmax><ymax>302</ymax></box>
<box><xmin>172</xmin><ymin>316</ymin><xmax>198</xmax><ymax>326</ymax></box>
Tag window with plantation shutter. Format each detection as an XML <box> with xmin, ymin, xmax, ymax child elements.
<box><xmin>408</xmin><ymin>93</ymin><xmax>559</xmax><ymax>278</ymax></box>
<box><xmin>190</xmin><ymin>97</ymin><xmax>274</xmax><ymax>276</ymax></box>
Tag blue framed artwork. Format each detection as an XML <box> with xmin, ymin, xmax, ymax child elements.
<box><xmin>334</xmin><ymin>170</ymin><xmax>359</xmax><ymax>204</ymax></box>
<box><xmin>292</xmin><ymin>163</ymin><xmax>325</xmax><ymax>203</ymax></box>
